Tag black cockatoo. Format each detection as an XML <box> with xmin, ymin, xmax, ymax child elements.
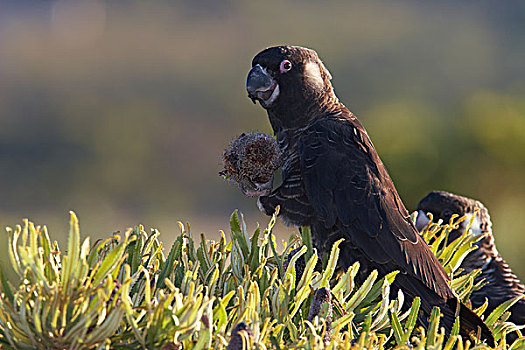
<box><xmin>417</xmin><ymin>191</ymin><xmax>525</xmax><ymax>327</ymax></box>
<box><xmin>245</xmin><ymin>45</ymin><xmax>494</xmax><ymax>345</ymax></box>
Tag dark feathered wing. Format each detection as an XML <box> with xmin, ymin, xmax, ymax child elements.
<box><xmin>297</xmin><ymin>116</ymin><xmax>452</xmax><ymax>298</ymax></box>
<box><xmin>417</xmin><ymin>191</ymin><xmax>525</xmax><ymax>327</ymax></box>
<box><xmin>297</xmin><ymin>114</ymin><xmax>494</xmax><ymax>345</ymax></box>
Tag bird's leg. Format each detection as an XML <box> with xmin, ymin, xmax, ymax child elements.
<box><xmin>239</xmin><ymin>176</ymin><xmax>274</xmax><ymax>198</ymax></box>
<box><xmin>257</xmin><ymin>172</ymin><xmax>314</xmax><ymax>228</ymax></box>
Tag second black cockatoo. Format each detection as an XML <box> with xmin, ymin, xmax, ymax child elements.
<box><xmin>417</xmin><ymin>191</ymin><xmax>524</xmax><ymax>327</ymax></box>
<box><xmin>245</xmin><ymin>45</ymin><xmax>494</xmax><ymax>345</ymax></box>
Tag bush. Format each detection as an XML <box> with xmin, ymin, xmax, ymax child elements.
<box><xmin>0</xmin><ymin>209</ymin><xmax>523</xmax><ymax>349</ymax></box>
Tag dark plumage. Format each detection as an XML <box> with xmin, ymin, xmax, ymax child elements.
<box><xmin>220</xmin><ymin>132</ymin><xmax>282</xmax><ymax>197</ymax></box>
<box><xmin>416</xmin><ymin>191</ymin><xmax>525</xmax><ymax>327</ymax></box>
<box><xmin>283</xmin><ymin>246</ymin><xmax>307</xmax><ymax>281</ymax></box>
<box><xmin>246</xmin><ymin>45</ymin><xmax>494</xmax><ymax>345</ymax></box>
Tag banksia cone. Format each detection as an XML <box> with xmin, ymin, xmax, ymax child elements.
<box><xmin>220</xmin><ymin>132</ymin><xmax>282</xmax><ymax>197</ymax></box>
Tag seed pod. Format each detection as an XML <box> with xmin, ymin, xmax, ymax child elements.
<box><xmin>220</xmin><ymin>132</ymin><xmax>282</xmax><ymax>197</ymax></box>
<box><xmin>308</xmin><ymin>287</ymin><xmax>333</xmax><ymax>343</ymax></box>
<box><xmin>161</xmin><ymin>342</ymin><xmax>182</xmax><ymax>350</ymax></box>
<box><xmin>226</xmin><ymin>322</ymin><xmax>253</xmax><ymax>350</ymax></box>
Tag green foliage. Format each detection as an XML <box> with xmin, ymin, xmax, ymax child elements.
<box><xmin>0</xmin><ymin>210</ymin><xmax>523</xmax><ymax>349</ymax></box>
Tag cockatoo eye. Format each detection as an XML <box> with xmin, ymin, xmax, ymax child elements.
<box><xmin>280</xmin><ymin>60</ymin><xmax>292</xmax><ymax>73</ymax></box>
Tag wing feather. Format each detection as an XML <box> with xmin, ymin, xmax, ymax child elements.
<box><xmin>298</xmin><ymin>116</ymin><xmax>452</xmax><ymax>299</ymax></box>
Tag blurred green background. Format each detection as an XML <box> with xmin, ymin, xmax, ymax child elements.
<box><xmin>0</xmin><ymin>1</ymin><xmax>524</xmax><ymax>278</ymax></box>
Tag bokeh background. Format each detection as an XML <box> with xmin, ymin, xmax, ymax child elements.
<box><xmin>1</xmin><ymin>0</ymin><xmax>524</xmax><ymax>278</ymax></box>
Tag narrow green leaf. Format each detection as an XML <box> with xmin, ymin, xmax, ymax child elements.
<box><xmin>248</xmin><ymin>226</ymin><xmax>261</xmax><ymax>272</ymax></box>
<box><xmin>61</xmin><ymin>211</ymin><xmax>81</xmax><ymax>293</ymax></box>
<box><xmin>345</xmin><ymin>270</ymin><xmax>378</xmax><ymax>313</ymax></box>
<box><xmin>157</xmin><ymin>238</ymin><xmax>181</xmax><ymax>290</ymax></box>
<box><xmin>314</xmin><ymin>238</ymin><xmax>343</xmax><ymax>289</ymax></box>
<box><xmin>426</xmin><ymin>306</ymin><xmax>441</xmax><ymax>347</ymax></box>
<box><xmin>301</xmin><ymin>226</ymin><xmax>313</xmax><ymax>263</ymax></box>
<box><xmin>389</xmin><ymin>309</ymin><xmax>403</xmax><ymax>345</ymax></box>
<box><xmin>401</xmin><ymin>296</ymin><xmax>420</xmax><ymax>344</ymax></box>
<box><xmin>0</xmin><ymin>267</ymin><xmax>14</xmax><ymax>303</ymax></box>
<box><xmin>91</xmin><ymin>239</ymin><xmax>127</xmax><ymax>287</ymax></box>
<box><xmin>485</xmin><ymin>295</ymin><xmax>524</xmax><ymax>327</ymax></box>
<box><xmin>230</xmin><ymin>210</ymin><xmax>250</xmax><ymax>259</ymax></box>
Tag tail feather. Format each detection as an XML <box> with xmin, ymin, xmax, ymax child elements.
<box><xmin>447</xmin><ymin>297</ymin><xmax>495</xmax><ymax>347</ymax></box>
<box><xmin>392</xmin><ymin>273</ymin><xmax>495</xmax><ymax>346</ymax></box>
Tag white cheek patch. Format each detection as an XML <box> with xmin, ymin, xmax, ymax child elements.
<box><xmin>319</xmin><ymin>60</ymin><xmax>332</xmax><ymax>80</ymax></box>
<box><xmin>304</xmin><ymin>61</ymin><xmax>325</xmax><ymax>90</ymax></box>
<box><xmin>464</xmin><ymin>213</ymin><xmax>483</xmax><ymax>236</ymax></box>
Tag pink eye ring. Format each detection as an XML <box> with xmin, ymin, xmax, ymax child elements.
<box><xmin>280</xmin><ymin>60</ymin><xmax>292</xmax><ymax>73</ymax></box>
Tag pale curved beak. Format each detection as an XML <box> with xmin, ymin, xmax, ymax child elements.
<box><xmin>415</xmin><ymin>210</ymin><xmax>431</xmax><ymax>232</ymax></box>
<box><xmin>246</xmin><ymin>64</ymin><xmax>279</xmax><ymax>107</ymax></box>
